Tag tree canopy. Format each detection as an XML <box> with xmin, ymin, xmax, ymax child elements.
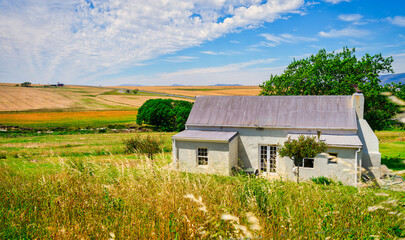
<box><xmin>260</xmin><ymin>47</ymin><xmax>401</xmax><ymax>130</ymax></box>
<box><xmin>21</xmin><ymin>82</ymin><xmax>31</xmax><ymax>87</ymax></box>
<box><xmin>136</xmin><ymin>99</ymin><xmax>193</xmax><ymax>132</ymax></box>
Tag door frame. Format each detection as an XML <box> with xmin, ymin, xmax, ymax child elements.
<box><xmin>259</xmin><ymin>144</ymin><xmax>278</xmax><ymax>174</ymax></box>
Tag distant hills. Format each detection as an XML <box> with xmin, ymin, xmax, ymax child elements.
<box><xmin>119</xmin><ymin>84</ymin><xmax>143</xmax><ymax>86</ymax></box>
<box><xmin>119</xmin><ymin>76</ymin><xmax>403</xmax><ymax>87</ymax></box>
<box><xmin>379</xmin><ymin>73</ymin><xmax>404</xmax><ymax>84</ymax></box>
<box><xmin>119</xmin><ymin>83</ymin><xmax>243</xmax><ymax>87</ymax></box>
<box><xmin>210</xmin><ymin>84</ymin><xmax>242</xmax><ymax>86</ymax></box>
<box><xmin>170</xmin><ymin>83</ymin><xmax>243</xmax><ymax>86</ymax></box>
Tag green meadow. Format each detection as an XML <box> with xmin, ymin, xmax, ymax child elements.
<box><xmin>0</xmin><ymin>129</ymin><xmax>404</xmax><ymax>239</ymax></box>
<box><xmin>376</xmin><ymin>131</ymin><xmax>405</xmax><ymax>171</ymax></box>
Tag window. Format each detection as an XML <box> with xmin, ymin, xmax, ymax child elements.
<box><xmin>260</xmin><ymin>145</ymin><xmax>277</xmax><ymax>173</ymax></box>
<box><xmin>197</xmin><ymin>148</ymin><xmax>208</xmax><ymax>165</ymax></box>
<box><xmin>295</xmin><ymin>158</ymin><xmax>314</xmax><ymax>168</ymax></box>
<box><xmin>328</xmin><ymin>153</ymin><xmax>338</xmax><ymax>164</ymax></box>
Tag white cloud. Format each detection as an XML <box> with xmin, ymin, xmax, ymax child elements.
<box><xmin>387</xmin><ymin>16</ymin><xmax>405</xmax><ymax>27</ymax></box>
<box><xmin>0</xmin><ymin>0</ymin><xmax>305</xmax><ymax>84</ymax></box>
<box><xmin>391</xmin><ymin>52</ymin><xmax>405</xmax><ymax>57</ymax></box>
<box><xmin>257</xmin><ymin>33</ymin><xmax>317</xmax><ymax>47</ymax></box>
<box><xmin>319</xmin><ymin>27</ymin><xmax>369</xmax><ymax>38</ymax></box>
<box><xmin>338</xmin><ymin>14</ymin><xmax>363</xmax><ymax>22</ymax></box>
<box><xmin>161</xmin><ymin>58</ymin><xmax>277</xmax><ymax>78</ymax></box>
<box><xmin>201</xmin><ymin>51</ymin><xmax>219</xmax><ymax>55</ymax></box>
<box><xmin>305</xmin><ymin>1</ymin><xmax>320</xmax><ymax>6</ymax></box>
<box><xmin>289</xmin><ymin>53</ymin><xmax>313</xmax><ymax>59</ymax></box>
<box><xmin>323</xmin><ymin>0</ymin><xmax>350</xmax><ymax>4</ymax></box>
<box><xmin>164</xmin><ymin>56</ymin><xmax>197</xmax><ymax>63</ymax></box>
<box><xmin>107</xmin><ymin>59</ymin><xmax>284</xmax><ymax>86</ymax></box>
<box><xmin>391</xmin><ymin>53</ymin><xmax>405</xmax><ymax>74</ymax></box>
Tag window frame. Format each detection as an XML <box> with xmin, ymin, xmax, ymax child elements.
<box><xmin>197</xmin><ymin>147</ymin><xmax>208</xmax><ymax>166</ymax></box>
<box><xmin>259</xmin><ymin>145</ymin><xmax>277</xmax><ymax>173</ymax></box>
<box><xmin>328</xmin><ymin>152</ymin><xmax>338</xmax><ymax>164</ymax></box>
<box><xmin>295</xmin><ymin>158</ymin><xmax>315</xmax><ymax>169</ymax></box>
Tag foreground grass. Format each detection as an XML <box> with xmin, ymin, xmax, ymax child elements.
<box><xmin>0</xmin><ymin>131</ymin><xmax>404</xmax><ymax>238</ymax></box>
<box><xmin>0</xmin><ymin>158</ymin><xmax>404</xmax><ymax>239</ymax></box>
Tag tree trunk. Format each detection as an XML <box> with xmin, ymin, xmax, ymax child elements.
<box><xmin>297</xmin><ymin>166</ymin><xmax>300</xmax><ymax>184</ymax></box>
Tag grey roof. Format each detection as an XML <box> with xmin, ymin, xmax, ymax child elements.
<box><xmin>287</xmin><ymin>133</ymin><xmax>362</xmax><ymax>148</ymax></box>
<box><xmin>186</xmin><ymin>95</ymin><xmax>357</xmax><ymax>130</ymax></box>
<box><xmin>172</xmin><ymin>130</ymin><xmax>238</xmax><ymax>143</ymax></box>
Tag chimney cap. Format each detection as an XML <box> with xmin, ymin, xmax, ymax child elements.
<box><xmin>350</xmin><ymin>84</ymin><xmax>362</xmax><ymax>93</ymax></box>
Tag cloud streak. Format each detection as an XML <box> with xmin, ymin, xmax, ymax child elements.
<box><xmin>319</xmin><ymin>27</ymin><xmax>369</xmax><ymax>38</ymax></box>
<box><xmin>0</xmin><ymin>0</ymin><xmax>305</xmax><ymax>84</ymax></box>
<box><xmin>108</xmin><ymin>58</ymin><xmax>283</xmax><ymax>86</ymax></box>
<box><xmin>387</xmin><ymin>16</ymin><xmax>405</xmax><ymax>27</ymax></box>
<box><xmin>256</xmin><ymin>33</ymin><xmax>317</xmax><ymax>47</ymax></box>
<box><xmin>338</xmin><ymin>14</ymin><xmax>363</xmax><ymax>22</ymax></box>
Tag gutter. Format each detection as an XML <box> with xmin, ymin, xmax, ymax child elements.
<box><xmin>185</xmin><ymin>124</ymin><xmax>357</xmax><ymax>131</ymax></box>
<box><xmin>170</xmin><ymin>137</ymin><xmax>230</xmax><ymax>143</ymax></box>
<box><xmin>355</xmin><ymin>147</ymin><xmax>362</xmax><ymax>187</ymax></box>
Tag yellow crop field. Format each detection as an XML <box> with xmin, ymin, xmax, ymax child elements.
<box><xmin>99</xmin><ymin>94</ymin><xmax>193</xmax><ymax>107</ymax></box>
<box><xmin>112</xmin><ymin>85</ymin><xmax>261</xmax><ymax>97</ymax></box>
<box><xmin>0</xmin><ymin>110</ymin><xmax>138</xmax><ymax>128</ymax></box>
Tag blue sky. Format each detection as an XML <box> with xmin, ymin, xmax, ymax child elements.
<box><xmin>0</xmin><ymin>0</ymin><xmax>404</xmax><ymax>86</ymax></box>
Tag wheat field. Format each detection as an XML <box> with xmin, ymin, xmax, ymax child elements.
<box><xmin>112</xmin><ymin>85</ymin><xmax>261</xmax><ymax>97</ymax></box>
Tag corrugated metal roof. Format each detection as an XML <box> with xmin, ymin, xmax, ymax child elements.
<box><xmin>172</xmin><ymin>130</ymin><xmax>238</xmax><ymax>143</ymax></box>
<box><xmin>186</xmin><ymin>95</ymin><xmax>357</xmax><ymax>130</ymax></box>
<box><xmin>287</xmin><ymin>133</ymin><xmax>362</xmax><ymax>148</ymax></box>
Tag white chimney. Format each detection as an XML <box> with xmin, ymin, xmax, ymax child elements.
<box><xmin>351</xmin><ymin>93</ymin><xmax>364</xmax><ymax>119</ymax></box>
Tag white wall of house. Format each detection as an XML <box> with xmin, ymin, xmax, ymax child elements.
<box><xmin>228</xmin><ymin>137</ymin><xmax>238</xmax><ymax>173</ymax></box>
<box><xmin>175</xmin><ymin>138</ymin><xmax>238</xmax><ymax>175</ymax></box>
<box><xmin>357</xmin><ymin>119</ymin><xmax>381</xmax><ymax>180</ymax></box>
<box><xmin>280</xmin><ymin>147</ymin><xmax>361</xmax><ymax>185</ymax></box>
<box><xmin>186</xmin><ymin>126</ymin><xmax>363</xmax><ymax>185</ymax></box>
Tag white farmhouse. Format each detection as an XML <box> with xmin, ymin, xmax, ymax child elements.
<box><xmin>172</xmin><ymin>93</ymin><xmax>381</xmax><ymax>186</ymax></box>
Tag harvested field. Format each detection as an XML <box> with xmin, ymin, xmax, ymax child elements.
<box><xmin>112</xmin><ymin>86</ymin><xmax>261</xmax><ymax>97</ymax></box>
<box><xmin>0</xmin><ymin>85</ymin><xmax>75</xmax><ymax>111</ymax></box>
<box><xmin>0</xmin><ymin>85</ymin><xmax>192</xmax><ymax>112</ymax></box>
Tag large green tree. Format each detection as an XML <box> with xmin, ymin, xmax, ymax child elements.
<box><xmin>136</xmin><ymin>99</ymin><xmax>193</xmax><ymax>132</ymax></box>
<box><xmin>260</xmin><ymin>47</ymin><xmax>401</xmax><ymax>130</ymax></box>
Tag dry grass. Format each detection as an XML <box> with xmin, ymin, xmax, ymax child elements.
<box><xmin>112</xmin><ymin>86</ymin><xmax>261</xmax><ymax>97</ymax></box>
<box><xmin>0</xmin><ymin>157</ymin><xmax>404</xmax><ymax>239</ymax></box>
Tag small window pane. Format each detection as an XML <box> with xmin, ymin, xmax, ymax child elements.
<box><xmin>303</xmin><ymin>158</ymin><xmax>314</xmax><ymax>168</ymax></box>
<box><xmin>197</xmin><ymin>148</ymin><xmax>208</xmax><ymax>165</ymax></box>
<box><xmin>328</xmin><ymin>153</ymin><xmax>338</xmax><ymax>164</ymax></box>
